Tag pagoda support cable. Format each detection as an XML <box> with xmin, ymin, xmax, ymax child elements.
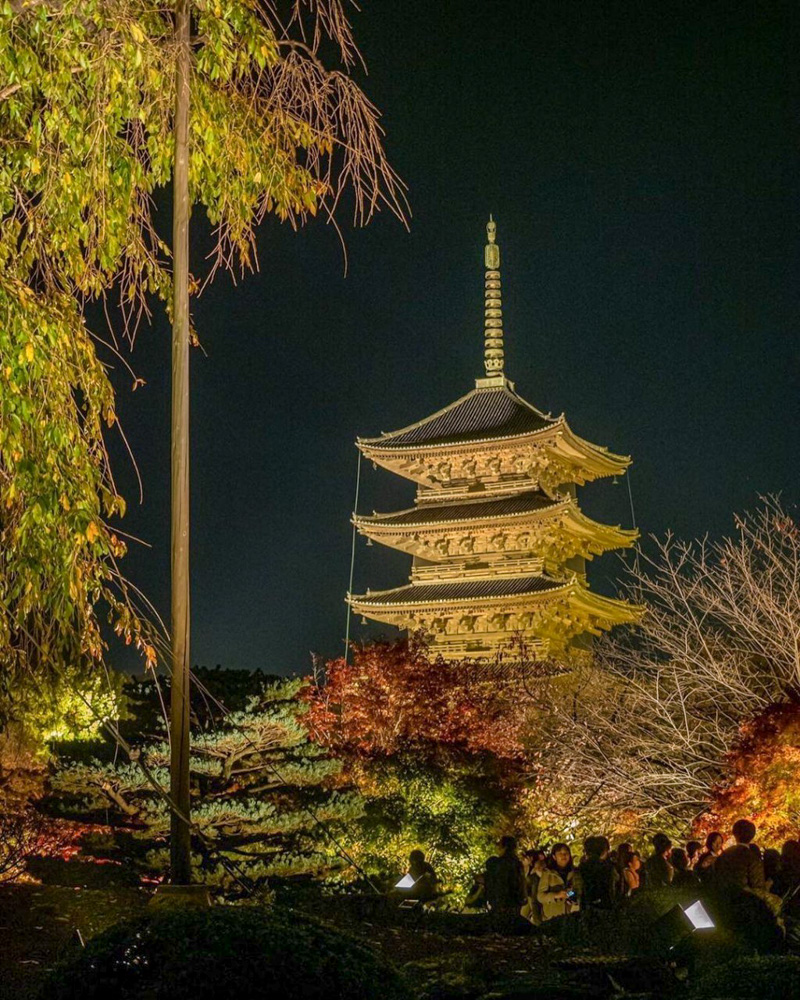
<box><xmin>626</xmin><ymin>468</ymin><xmax>641</xmax><ymax>576</ymax></box>
<box><xmin>626</xmin><ymin>469</ymin><xmax>637</xmax><ymax>531</ymax></box>
<box><xmin>344</xmin><ymin>448</ymin><xmax>362</xmax><ymax>663</ymax></box>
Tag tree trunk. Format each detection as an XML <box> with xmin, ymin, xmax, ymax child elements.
<box><xmin>169</xmin><ymin>0</ymin><xmax>192</xmax><ymax>886</ymax></box>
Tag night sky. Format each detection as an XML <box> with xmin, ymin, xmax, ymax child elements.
<box><xmin>105</xmin><ymin>0</ymin><xmax>800</xmax><ymax>676</ymax></box>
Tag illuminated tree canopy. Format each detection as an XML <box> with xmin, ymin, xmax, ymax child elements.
<box><xmin>0</xmin><ymin>0</ymin><xmax>403</xmax><ymax>680</ymax></box>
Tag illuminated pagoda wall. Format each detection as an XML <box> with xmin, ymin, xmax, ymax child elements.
<box><xmin>348</xmin><ymin>218</ymin><xmax>638</xmax><ymax>662</ymax></box>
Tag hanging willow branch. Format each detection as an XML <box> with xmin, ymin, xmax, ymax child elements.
<box><xmin>0</xmin><ymin>0</ymin><xmax>407</xmax><ymax>681</ymax></box>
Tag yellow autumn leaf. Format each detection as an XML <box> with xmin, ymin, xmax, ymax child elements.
<box><xmin>85</xmin><ymin>521</ymin><xmax>100</xmax><ymax>543</ymax></box>
<box><xmin>30</xmin><ymin>157</ymin><xmax>42</xmax><ymax>175</ymax></box>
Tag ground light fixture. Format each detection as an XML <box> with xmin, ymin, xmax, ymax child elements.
<box><xmin>683</xmin><ymin>900</ymin><xmax>715</xmax><ymax>931</ymax></box>
<box><xmin>394</xmin><ymin>873</ymin><xmax>424</xmax><ymax>910</ymax></box>
<box><xmin>653</xmin><ymin>899</ymin><xmax>716</xmax><ymax>954</ymax></box>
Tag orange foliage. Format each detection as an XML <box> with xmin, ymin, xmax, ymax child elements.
<box><xmin>304</xmin><ymin>639</ymin><xmax>528</xmax><ymax>761</ymax></box>
<box><xmin>695</xmin><ymin>701</ymin><xmax>800</xmax><ymax>845</ymax></box>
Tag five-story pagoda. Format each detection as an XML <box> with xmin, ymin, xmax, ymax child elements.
<box><xmin>348</xmin><ymin>218</ymin><xmax>638</xmax><ymax>662</ymax></box>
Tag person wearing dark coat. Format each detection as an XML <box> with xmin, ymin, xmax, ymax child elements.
<box><xmin>695</xmin><ymin>832</ymin><xmax>724</xmax><ymax>882</ymax></box>
<box><xmin>671</xmin><ymin>848</ymin><xmax>700</xmax><ymax>889</ymax></box>
<box><xmin>713</xmin><ymin>819</ymin><xmax>766</xmax><ymax>892</ymax></box>
<box><xmin>772</xmin><ymin>840</ymin><xmax>800</xmax><ymax>898</ymax></box>
<box><xmin>763</xmin><ymin>849</ymin><xmax>781</xmax><ymax>892</ymax></box>
<box><xmin>577</xmin><ymin>836</ymin><xmax>618</xmax><ymax>909</ymax></box>
<box><xmin>392</xmin><ymin>849</ymin><xmax>439</xmax><ymax>903</ymax></box>
<box><xmin>643</xmin><ymin>833</ymin><xmax>674</xmax><ymax>889</ymax></box>
<box><xmin>485</xmin><ymin>836</ymin><xmax>526</xmax><ymax>931</ymax></box>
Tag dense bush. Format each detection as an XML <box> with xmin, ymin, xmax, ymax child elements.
<box><xmin>305</xmin><ymin>639</ymin><xmax>530</xmax><ymax>896</ymax></box>
<box><xmin>1</xmin><ymin>660</ymin><xmax>126</xmax><ymax>760</ymax></box>
<box><xmin>537</xmin><ymin>886</ymin><xmax>782</xmax><ymax>965</ymax></box>
<box><xmin>537</xmin><ymin>887</ymin><xmax>700</xmax><ymax>954</ymax></box>
<box><xmin>350</xmin><ymin>749</ymin><xmax>510</xmax><ymax>891</ymax></box>
<box><xmin>44</xmin><ymin>905</ymin><xmax>412</xmax><ymax>1000</ymax></box>
<box><xmin>688</xmin><ymin>956</ymin><xmax>800</xmax><ymax>999</ymax></box>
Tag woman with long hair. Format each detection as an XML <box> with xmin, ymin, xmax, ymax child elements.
<box><xmin>537</xmin><ymin>842</ymin><xmax>578</xmax><ymax>921</ymax></box>
<box><xmin>621</xmin><ymin>850</ymin><xmax>643</xmax><ymax>896</ymax></box>
<box><xmin>695</xmin><ymin>831</ymin><xmax>724</xmax><ymax>881</ymax></box>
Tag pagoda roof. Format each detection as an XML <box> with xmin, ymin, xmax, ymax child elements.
<box><xmin>355</xmin><ymin>489</ymin><xmax>561</xmax><ymax>529</ymax></box>
<box><xmin>351</xmin><ymin>575</ymin><xmax>566</xmax><ymax>608</ymax></box>
<box><xmin>358</xmin><ymin>383</ymin><xmax>556</xmax><ymax>452</ymax></box>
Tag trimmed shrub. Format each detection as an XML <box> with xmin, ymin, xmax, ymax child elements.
<box><xmin>536</xmin><ymin>885</ymin><xmax>781</xmax><ymax>965</ymax></box>
<box><xmin>44</xmin><ymin>904</ymin><xmax>411</xmax><ymax>1000</ymax></box>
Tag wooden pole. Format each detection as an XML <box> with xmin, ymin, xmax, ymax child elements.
<box><xmin>169</xmin><ymin>0</ymin><xmax>192</xmax><ymax>886</ymax></box>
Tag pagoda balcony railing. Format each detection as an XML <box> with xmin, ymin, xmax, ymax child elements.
<box><xmin>414</xmin><ymin>477</ymin><xmax>547</xmax><ymax>505</ymax></box>
<box><xmin>428</xmin><ymin>633</ymin><xmax>548</xmax><ymax>660</ymax></box>
<box><xmin>410</xmin><ymin>556</ymin><xmax>546</xmax><ymax>582</ymax></box>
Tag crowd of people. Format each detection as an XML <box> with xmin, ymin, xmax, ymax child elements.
<box><xmin>394</xmin><ymin>819</ymin><xmax>800</xmax><ymax>932</ymax></box>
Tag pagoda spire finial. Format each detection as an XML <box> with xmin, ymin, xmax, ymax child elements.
<box><xmin>483</xmin><ymin>215</ymin><xmax>504</xmax><ymax>379</ymax></box>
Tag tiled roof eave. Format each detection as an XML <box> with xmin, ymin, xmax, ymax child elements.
<box><xmin>356</xmin><ymin>385</ymin><xmax>555</xmax><ymax>451</ymax></box>
<box><xmin>557</xmin><ymin>421</ymin><xmax>631</xmax><ymax>470</ymax></box>
<box><xmin>354</xmin><ymin>499</ymin><xmax>569</xmax><ymax>531</ymax></box>
<box><xmin>357</xmin><ymin>417</ymin><xmax>562</xmax><ymax>454</ymax></box>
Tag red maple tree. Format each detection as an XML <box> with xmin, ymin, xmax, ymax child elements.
<box><xmin>695</xmin><ymin>700</ymin><xmax>800</xmax><ymax>845</ymax></box>
<box><xmin>304</xmin><ymin>638</ymin><xmax>530</xmax><ymax>761</ymax></box>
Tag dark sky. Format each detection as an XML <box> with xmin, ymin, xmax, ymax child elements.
<box><xmin>106</xmin><ymin>0</ymin><xmax>800</xmax><ymax>676</ymax></box>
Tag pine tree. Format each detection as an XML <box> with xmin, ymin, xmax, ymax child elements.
<box><xmin>50</xmin><ymin>671</ymin><xmax>363</xmax><ymax>888</ymax></box>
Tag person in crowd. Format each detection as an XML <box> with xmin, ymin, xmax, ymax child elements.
<box><xmin>615</xmin><ymin>843</ymin><xmax>634</xmax><ymax>895</ymax></box>
<box><xmin>686</xmin><ymin>840</ymin><xmax>702</xmax><ymax>868</ymax></box>
<box><xmin>578</xmin><ymin>835</ymin><xmax>618</xmax><ymax>910</ymax></box>
<box><xmin>463</xmin><ymin>871</ymin><xmax>487</xmax><ymax>912</ymax></box>
<box><xmin>537</xmin><ymin>842</ymin><xmax>578</xmax><ymax>921</ymax></box>
<box><xmin>713</xmin><ymin>819</ymin><xmax>765</xmax><ymax>892</ymax></box>
<box><xmin>621</xmin><ymin>850</ymin><xmax>643</xmax><ymax>897</ymax></box>
<box><xmin>644</xmin><ymin>833</ymin><xmax>674</xmax><ymax>888</ymax></box>
<box><xmin>614</xmin><ymin>842</ymin><xmax>632</xmax><ymax>872</ymax></box>
<box><xmin>521</xmin><ymin>848</ymin><xmax>546</xmax><ymax>924</ymax></box>
<box><xmin>763</xmin><ymin>848</ymin><xmax>781</xmax><ymax>892</ymax></box>
<box><xmin>396</xmin><ymin>849</ymin><xmax>439</xmax><ymax>901</ymax></box>
<box><xmin>484</xmin><ymin>836</ymin><xmax>526</xmax><ymax>930</ymax></box>
<box><xmin>695</xmin><ymin>831</ymin><xmax>724</xmax><ymax>880</ymax></box>
<box><xmin>671</xmin><ymin>848</ymin><xmax>699</xmax><ymax>888</ymax></box>
<box><xmin>772</xmin><ymin>840</ymin><xmax>800</xmax><ymax>898</ymax></box>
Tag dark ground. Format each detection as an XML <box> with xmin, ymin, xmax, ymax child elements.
<box><xmin>0</xmin><ymin>884</ymin><xmax>657</xmax><ymax>1000</ymax></box>
<box><xmin>0</xmin><ymin>885</ymin><xmax>151</xmax><ymax>1000</ymax></box>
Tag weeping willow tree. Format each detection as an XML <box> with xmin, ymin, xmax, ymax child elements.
<box><xmin>0</xmin><ymin>0</ymin><xmax>404</xmax><ymax>881</ymax></box>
